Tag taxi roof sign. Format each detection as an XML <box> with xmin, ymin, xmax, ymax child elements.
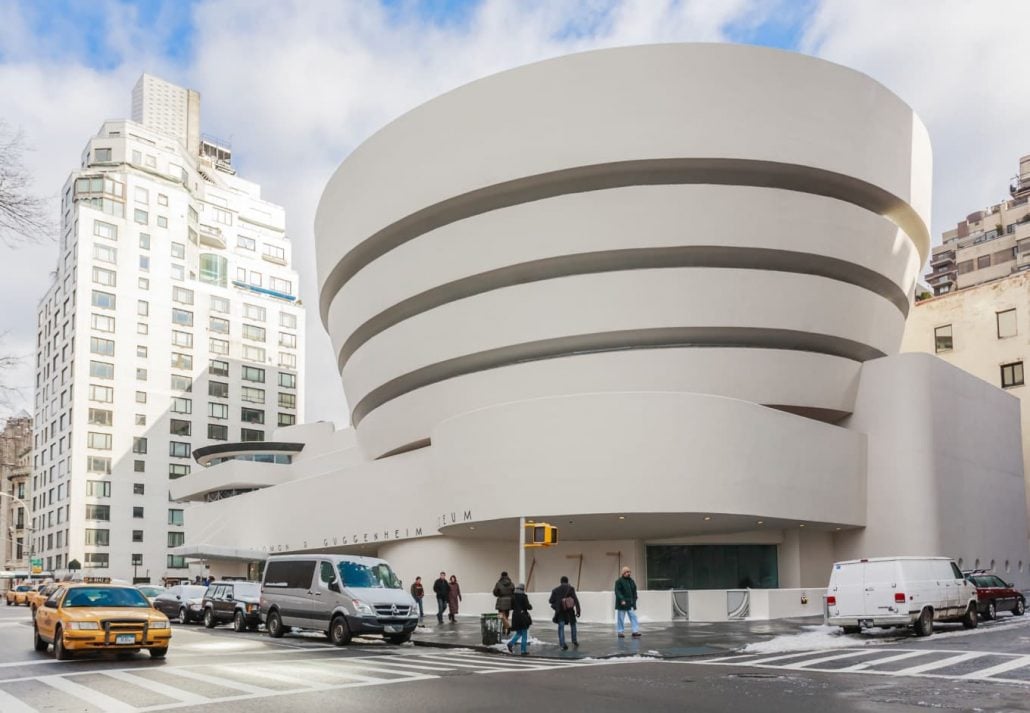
<box><xmin>82</xmin><ymin>577</ymin><xmax>112</xmax><ymax>584</ymax></box>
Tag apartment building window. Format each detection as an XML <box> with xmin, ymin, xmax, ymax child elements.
<box><xmin>270</xmin><ymin>277</ymin><xmax>292</xmax><ymax>295</ymax></box>
<box><xmin>171</xmin><ymin>331</ymin><xmax>193</xmax><ymax>348</ymax></box>
<box><xmin>85</xmin><ymin>504</ymin><xmax>110</xmax><ymax>521</ymax></box>
<box><xmin>242</xmin><ymin>345</ymin><xmax>266</xmax><ymax>363</ymax></box>
<box><xmin>135</xmin><ymin>390</ymin><xmax>147</xmax><ymax>404</ymax></box>
<box><xmin>84</xmin><ymin>553</ymin><xmax>109</xmax><ymax>568</ymax></box>
<box><xmin>278</xmin><ymin>393</ymin><xmax>296</xmax><ymax>409</ymax></box>
<box><xmin>84</xmin><ymin>529</ymin><xmax>110</xmax><ymax>546</ymax></box>
<box><xmin>171</xmin><ymin>353</ymin><xmax>193</xmax><ymax>370</ymax></box>
<box><xmin>92</xmin><ymin>267</ymin><xmax>116</xmax><ymax>286</ymax></box>
<box><xmin>133</xmin><ymin>460</ymin><xmax>145</xmax><ymax>472</ymax></box>
<box><xmin>958</xmin><ymin>259</ymin><xmax>974</xmax><ymax>274</ymax></box>
<box><xmin>209</xmin><ymin>381</ymin><xmax>228</xmax><ymax>398</ymax></box>
<box><xmin>89</xmin><ymin>384</ymin><xmax>114</xmax><ymax>402</ymax></box>
<box><xmin>241</xmin><ymin>386</ymin><xmax>265</xmax><ymax>403</ymax></box>
<box><xmin>209</xmin><ymin>403</ymin><xmax>229</xmax><ymax>419</ymax></box>
<box><xmin>169</xmin><ymin>509</ymin><xmax>184</xmax><ymax>526</ymax></box>
<box><xmin>132</xmin><ymin>530</ymin><xmax>144</xmax><ymax>542</ymax></box>
<box><xmin>172</xmin><ymin>286</ymin><xmax>194</xmax><ymax>305</ymax></box>
<box><xmin>263</xmin><ymin>244</ymin><xmax>286</xmax><ymax>262</ymax></box>
<box><xmin>169</xmin><ymin>464</ymin><xmax>191</xmax><ymax>479</ymax></box>
<box><xmin>86</xmin><ymin>456</ymin><xmax>111</xmax><ymax>474</ymax></box>
<box><xmin>89</xmin><ymin>361</ymin><xmax>114</xmax><ymax>379</ymax></box>
<box><xmin>136</xmin><ymin>368</ymin><xmax>147</xmax><ymax>381</ymax></box>
<box><xmin>85</xmin><ymin>480</ymin><xmax>111</xmax><ymax>497</ymax></box>
<box><xmin>280</xmin><ymin>312</ymin><xmax>297</xmax><ymax>329</ymax></box>
<box><xmin>139</xmin><ymin>277</ymin><xmax>149</xmax><ymax>290</ymax></box>
<box><xmin>243</xmin><ymin>304</ymin><xmax>266</xmax><ymax>321</ymax></box>
<box><xmin>157</xmin><ymin>215</ymin><xmax>168</xmax><ymax>229</ymax></box>
<box><xmin>131</xmin><ymin>554</ymin><xmax>143</xmax><ymax>566</ymax></box>
<box><xmin>242</xmin><ymin>366</ymin><xmax>265</xmax><ymax>383</ymax></box>
<box><xmin>92</xmin><ymin>244</ymin><xmax>117</xmax><ymax>263</ymax></box>
<box><xmin>976</xmin><ymin>254</ymin><xmax>991</xmax><ymax>270</ymax></box>
<box><xmin>242</xmin><ymin>324</ymin><xmax>266</xmax><ymax>342</ymax></box>
<box><xmin>279</xmin><ymin>352</ymin><xmax>296</xmax><ymax>369</ymax></box>
<box><xmin>1001</xmin><ymin>361</ymin><xmax>1024</xmax><ymax>389</ymax></box>
<box><xmin>137</xmin><ymin>322</ymin><xmax>149</xmax><ymax>335</ymax></box>
<box><xmin>997</xmin><ymin>309</ymin><xmax>1017</xmax><ymax>339</ymax></box>
<box><xmin>212</xmin><ymin>207</ymin><xmax>232</xmax><ymax>226</ymax></box>
<box><xmin>238</xmin><ymin>235</ymin><xmax>255</xmax><ymax>250</ymax></box>
<box><xmin>87</xmin><ymin>432</ymin><xmax>112</xmax><ymax>450</ymax></box>
<box><xmin>209</xmin><ymin>338</ymin><xmax>229</xmax><ymax>355</ymax></box>
<box><xmin>139</xmin><ymin>233</ymin><xmax>151</xmax><ymax>250</ymax></box>
<box><xmin>199</xmin><ymin>254</ymin><xmax>228</xmax><ymax>288</ymax></box>
<box><xmin>91</xmin><ymin>290</ymin><xmax>116</xmax><ymax>310</ymax></box>
<box><xmin>134</xmin><ymin>209</ymin><xmax>148</xmax><ymax>225</ymax></box>
<box><xmin>171</xmin><ymin>397</ymin><xmax>192</xmax><ymax>414</ymax></box>
<box><xmin>241</xmin><ymin>428</ymin><xmax>264</xmax><ymax>442</ymax></box>
<box><xmin>138</xmin><ymin>300</ymin><xmax>149</xmax><ymax>316</ymax></box>
<box><xmin>88</xmin><ymin>408</ymin><xmax>112</xmax><ymax>426</ymax></box>
<box><xmin>171</xmin><ymin>242</ymin><xmax>185</xmax><ymax>259</ymax></box>
<box><xmin>133</xmin><ymin>506</ymin><xmax>144</xmax><ymax>518</ymax></box>
<box><xmin>90</xmin><ymin>337</ymin><xmax>115</xmax><ymax>356</ymax></box>
<box><xmin>91</xmin><ymin>313</ymin><xmax>116</xmax><ymax>332</ymax></box>
<box><xmin>279</xmin><ymin>333</ymin><xmax>296</xmax><ymax>348</ymax></box>
<box><xmin>94</xmin><ymin>147</ymin><xmax>112</xmax><ymax>162</ymax></box>
<box><xmin>209</xmin><ymin>317</ymin><xmax>229</xmax><ymax>334</ymax></box>
<box><xmin>210</xmin><ymin>296</ymin><xmax>230</xmax><ymax>314</ymax></box>
<box><xmin>135</xmin><ymin>186</ymin><xmax>149</xmax><ymax>204</ymax></box>
<box><xmin>208</xmin><ymin>424</ymin><xmax>228</xmax><ymax>440</ymax></box>
<box><xmin>279</xmin><ymin>372</ymin><xmax>296</xmax><ymax>389</ymax></box>
<box><xmin>169</xmin><ymin>419</ymin><xmax>191</xmax><ymax>437</ymax></box>
<box><xmin>93</xmin><ymin>220</ymin><xmax>117</xmax><ymax>240</ymax></box>
<box><xmin>169</xmin><ymin>442</ymin><xmax>191</xmax><ymax>458</ymax></box>
<box><xmin>278</xmin><ymin>413</ymin><xmax>296</xmax><ymax>427</ymax></box>
<box><xmin>137</xmin><ymin>345</ymin><xmax>148</xmax><ymax>358</ymax></box>
<box><xmin>133</xmin><ymin>483</ymin><xmax>145</xmax><ymax>495</ymax></box>
<box><xmin>241</xmin><ymin>407</ymin><xmax>265</xmax><ymax>424</ymax></box>
<box><xmin>167</xmin><ymin>555</ymin><xmax>187</xmax><ymax>569</ymax></box>
<box><xmin>170</xmin><ymin>375</ymin><xmax>193</xmax><ymax>392</ymax></box>
<box><xmin>168</xmin><ymin>532</ymin><xmax>186</xmax><ymax>547</ymax></box>
<box><xmin>132</xmin><ymin>437</ymin><xmax>147</xmax><ymax>454</ymax></box>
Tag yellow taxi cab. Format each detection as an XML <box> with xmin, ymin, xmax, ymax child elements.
<box><xmin>33</xmin><ymin>578</ymin><xmax>171</xmax><ymax>659</ymax></box>
<box><xmin>5</xmin><ymin>585</ymin><xmax>32</xmax><ymax>606</ymax></box>
<box><xmin>27</xmin><ymin>583</ymin><xmax>59</xmax><ymax>614</ymax></box>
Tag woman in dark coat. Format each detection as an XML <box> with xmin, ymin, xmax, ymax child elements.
<box><xmin>493</xmin><ymin>571</ymin><xmax>515</xmax><ymax>633</ymax></box>
<box><xmin>506</xmin><ymin>583</ymin><xmax>533</xmax><ymax>655</ymax></box>
<box><xmin>447</xmin><ymin>575</ymin><xmax>462</xmax><ymax>622</ymax></box>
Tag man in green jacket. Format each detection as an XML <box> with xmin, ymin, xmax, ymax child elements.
<box><xmin>614</xmin><ymin>566</ymin><xmax>640</xmax><ymax>638</ymax></box>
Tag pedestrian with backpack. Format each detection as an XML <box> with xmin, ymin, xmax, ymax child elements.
<box><xmin>549</xmin><ymin>575</ymin><xmax>581</xmax><ymax>650</ymax></box>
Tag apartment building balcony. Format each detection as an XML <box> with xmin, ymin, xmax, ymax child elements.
<box><xmin>928</xmin><ymin>272</ymin><xmax>955</xmax><ymax>288</ymax></box>
<box><xmin>199</xmin><ymin>223</ymin><xmax>226</xmax><ymax>249</ymax></box>
<box><xmin>930</xmin><ymin>251</ymin><xmax>956</xmax><ymax>268</ymax></box>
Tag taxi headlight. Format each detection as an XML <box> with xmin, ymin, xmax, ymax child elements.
<box><xmin>67</xmin><ymin>621</ymin><xmax>100</xmax><ymax>630</ymax></box>
<box><xmin>149</xmin><ymin>620</ymin><xmax>169</xmax><ymax>629</ymax></box>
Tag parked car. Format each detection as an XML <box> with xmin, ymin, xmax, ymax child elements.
<box><xmin>826</xmin><ymin>556</ymin><xmax>978</xmax><ymax>636</ymax></box>
<box><xmin>202</xmin><ymin>581</ymin><xmax>261</xmax><ymax>631</ymax></box>
<box><xmin>28</xmin><ymin>583</ymin><xmax>59</xmax><ymax>615</ymax></box>
<box><xmin>152</xmin><ymin>585</ymin><xmax>209</xmax><ymax>624</ymax></box>
<box><xmin>32</xmin><ymin>580</ymin><xmax>170</xmax><ymax>659</ymax></box>
<box><xmin>5</xmin><ymin>584</ymin><xmax>33</xmax><ymax>606</ymax></box>
<box><xmin>260</xmin><ymin>554</ymin><xmax>419</xmax><ymax>645</ymax></box>
<box><xmin>135</xmin><ymin>585</ymin><xmax>166</xmax><ymax>604</ymax></box>
<box><xmin>964</xmin><ymin>572</ymin><xmax>1026</xmax><ymax>620</ymax></box>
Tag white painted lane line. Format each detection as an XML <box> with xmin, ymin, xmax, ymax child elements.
<box><xmin>837</xmin><ymin>650</ymin><xmax>930</xmax><ymax>671</ymax></box>
<box><xmin>779</xmin><ymin>650</ymin><xmax>878</xmax><ymax>669</ymax></box>
<box><xmin>0</xmin><ymin>688</ymin><xmax>37</xmax><ymax>713</ymax></box>
<box><xmin>37</xmin><ymin>675</ymin><xmax>136</xmax><ymax>713</ymax></box>
<box><xmin>172</xmin><ymin>667</ymin><xmax>271</xmax><ymax>694</ymax></box>
<box><xmin>893</xmin><ymin>652</ymin><xmax>990</xmax><ymax>675</ymax></box>
<box><xmin>102</xmin><ymin>670</ymin><xmax>208</xmax><ymax>706</ymax></box>
<box><xmin>961</xmin><ymin>655</ymin><xmax>1030</xmax><ymax>680</ymax></box>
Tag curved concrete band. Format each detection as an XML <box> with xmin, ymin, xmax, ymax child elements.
<box><xmin>315</xmin><ymin>43</ymin><xmax>931</xmax><ymax>458</ymax></box>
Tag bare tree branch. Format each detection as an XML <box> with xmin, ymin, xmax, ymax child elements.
<box><xmin>0</xmin><ymin>121</ymin><xmax>55</xmax><ymax>247</ymax></box>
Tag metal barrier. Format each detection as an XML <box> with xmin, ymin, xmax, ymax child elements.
<box><xmin>727</xmin><ymin>589</ymin><xmax>750</xmax><ymax>619</ymax></box>
<box><xmin>671</xmin><ymin>590</ymin><xmax>689</xmax><ymax>619</ymax></box>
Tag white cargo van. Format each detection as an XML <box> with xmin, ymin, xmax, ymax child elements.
<box><xmin>260</xmin><ymin>554</ymin><xmax>419</xmax><ymax>644</ymax></box>
<box><xmin>826</xmin><ymin>556</ymin><xmax>978</xmax><ymax>636</ymax></box>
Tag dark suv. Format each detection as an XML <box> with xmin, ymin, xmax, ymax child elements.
<box><xmin>202</xmin><ymin>581</ymin><xmax>262</xmax><ymax>631</ymax></box>
<box><xmin>965</xmin><ymin>573</ymin><xmax>1026</xmax><ymax>620</ymax></box>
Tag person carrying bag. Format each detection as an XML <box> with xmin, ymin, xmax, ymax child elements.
<box><xmin>506</xmin><ymin>583</ymin><xmax>533</xmax><ymax>655</ymax></box>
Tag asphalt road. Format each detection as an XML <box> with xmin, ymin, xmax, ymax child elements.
<box><xmin>2</xmin><ymin>603</ymin><xmax>1029</xmax><ymax>712</ymax></box>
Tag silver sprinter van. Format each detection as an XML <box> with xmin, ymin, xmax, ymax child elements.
<box><xmin>260</xmin><ymin>554</ymin><xmax>418</xmax><ymax>644</ymax></box>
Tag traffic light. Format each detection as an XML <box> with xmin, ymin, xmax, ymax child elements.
<box><xmin>524</xmin><ymin>523</ymin><xmax>558</xmax><ymax>547</ymax></box>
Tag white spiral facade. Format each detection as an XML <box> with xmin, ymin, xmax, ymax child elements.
<box><xmin>316</xmin><ymin>43</ymin><xmax>930</xmax><ymax>460</ymax></box>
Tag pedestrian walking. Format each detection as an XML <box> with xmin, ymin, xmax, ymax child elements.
<box><xmin>506</xmin><ymin>583</ymin><xmax>533</xmax><ymax>655</ymax></box>
<box><xmin>614</xmin><ymin>566</ymin><xmax>640</xmax><ymax>638</ymax></box>
<box><xmin>447</xmin><ymin>575</ymin><xmax>462</xmax><ymax>622</ymax></box>
<box><xmin>549</xmin><ymin>575</ymin><xmax>581</xmax><ymax>650</ymax></box>
<box><xmin>409</xmin><ymin>576</ymin><xmax>425</xmax><ymax>622</ymax></box>
<box><xmin>433</xmin><ymin>571</ymin><xmax>450</xmax><ymax>624</ymax></box>
<box><xmin>493</xmin><ymin>570</ymin><xmax>515</xmax><ymax>634</ymax></box>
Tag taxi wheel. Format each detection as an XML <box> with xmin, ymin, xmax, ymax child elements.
<box><xmin>33</xmin><ymin>626</ymin><xmax>48</xmax><ymax>652</ymax></box>
<box><xmin>233</xmin><ymin>611</ymin><xmax>246</xmax><ymax>632</ymax></box>
<box><xmin>149</xmin><ymin>647</ymin><xmax>168</xmax><ymax>659</ymax></box>
<box><xmin>54</xmin><ymin>628</ymin><xmax>72</xmax><ymax>661</ymax></box>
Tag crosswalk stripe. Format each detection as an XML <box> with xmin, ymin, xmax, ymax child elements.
<box><xmin>171</xmin><ymin>667</ymin><xmax>271</xmax><ymax>694</ymax></box>
<box><xmin>215</xmin><ymin>665</ymin><xmax>332</xmax><ymax>689</ymax></box>
<box><xmin>738</xmin><ymin>650</ymin><xmax>865</xmax><ymax>666</ymax></box>
<box><xmin>889</xmin><ymin>652</ymin><xmax>989</xmax><ymax>675</ymax></box>
<box><xmin>395</xmin><ymin>656</ymin><xmax>520</xmax><ymax>671</ymax></box>
<box><xmin>445</xmin><ymin>651</ymin><xmax>583</xmax><ymax>666</ymax></box>
<box><xmin>101</xmin><ymin>670</ymin><xmax>208</xmax><ymax>706</ymax></box>
<box><xmin>0</xmin><ymin>688</ymin><xmax>36</xmax><ymax>713</ymax></box>
<box><xmin>38</xmin><ymin>675</ymin><xmax>136</xmax><ymax>713</ymax></box>
<box><xmin>960</xmin><ymin>655</ymin><xmax>1030</xmax><ymax>680</ymax></box>
<box><xmin>344</xmin><ymin>658</ymin><xmax>455</xmax><ymax>671</ymax></box>
<box><xmin>778</xmin><ymin>650</ymin><xmax>878</xmax><ymax>669</ymax></box>
<box><xmin>837</xmin><ymin>650</ymin><xmax>929</xmax><ymax>671</ymax></box>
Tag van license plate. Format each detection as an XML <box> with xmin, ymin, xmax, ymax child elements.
<box><xmin>116</xmin><ymin>634</ymin><xmax>135</xmax><ymax>644</ymax></box>
<box><xmin>384</xmin><ymin>625</ymin><xmax>401</xmax><ymax>633</ymax></box>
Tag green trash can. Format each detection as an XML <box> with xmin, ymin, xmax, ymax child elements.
<box><xmin>480</xmin><ymin>613</ymin><xmax>503</xmax><ymax>646</ymax></box>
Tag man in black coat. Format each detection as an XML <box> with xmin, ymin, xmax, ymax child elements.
<box><xmin>433</xmin><ymin>571</ymin><xmax>450</xmax><ymax>624</ymax></box>
<box><xmin>549</xmin><ymin>575</ymin><xmax>582</xmax><ymax>650</ymax></box>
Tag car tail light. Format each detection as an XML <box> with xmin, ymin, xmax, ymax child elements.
<box><xmin>826</xmin><ymin>595</ymin><xmax>836</xmax><ymax>606</ymax></box>
<box><xmin>895</xmin><ymin>592</ymin><xmax>906</xmax><ymax>604</ymax></box>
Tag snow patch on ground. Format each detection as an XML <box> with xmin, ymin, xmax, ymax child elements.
<box><xmin>742</xmin><ymin>625</ymin><xmax>903</xmax><ymax>653</ymax></box>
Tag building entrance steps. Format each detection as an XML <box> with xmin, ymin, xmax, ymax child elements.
<box><xmin>411</xmin><ymin>615</ymin><xmax>825</xmax><ymax>660</ymax></box>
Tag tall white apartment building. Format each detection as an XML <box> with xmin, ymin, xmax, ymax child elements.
<box><xmin>32</xmin><ymin>74</ymin><xmax>304</xmax><ymax>583</ymax></box>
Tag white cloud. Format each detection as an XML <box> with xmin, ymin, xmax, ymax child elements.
<box><xmin>3</xmin><ymin>0</ymin><xmax>1025</xmax><ymax>427</ymax></box>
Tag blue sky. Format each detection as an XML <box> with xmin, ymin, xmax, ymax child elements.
<box><xmin>1</xmin><ymin>0</ymin><xmax>1028</xmax><ymax>424</ymax></box>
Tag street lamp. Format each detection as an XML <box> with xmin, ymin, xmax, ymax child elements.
<box><xmin>0</xmin><ymin>492</ymin><xmax>35</xmax><ymax>583</ymax></box>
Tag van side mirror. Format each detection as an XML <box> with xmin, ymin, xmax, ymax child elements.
<box><xmin>329</xmin><ymin>580</ymin><xmax>341</xmax><ymax>593</ymax></box>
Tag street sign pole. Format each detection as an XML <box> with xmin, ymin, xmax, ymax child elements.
<box><xmin>518</xmin><ymin>516</ymin><xmax>525</xmax><ymax>588</ymax></box>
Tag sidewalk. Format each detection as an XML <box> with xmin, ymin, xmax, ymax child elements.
<box><xmin>411</xmin><ymin>614</ymin><xmax>825</xmax><ymax>660</ymax></box>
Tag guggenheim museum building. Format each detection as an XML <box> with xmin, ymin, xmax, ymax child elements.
<box><xmin>173</xmin><ymin>44</ymin><xmax>1030</xmax><ymax>600</ymax></box>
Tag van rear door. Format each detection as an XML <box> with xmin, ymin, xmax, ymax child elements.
<box><xmin>831</xmin><ymin>561</ymin><xmax>866</xmax><ymax>617</ymax></box>
<box><xmin>863</xmin><ymin>559</ymin><xmax>900</xmax><ymax>617</ymax></box>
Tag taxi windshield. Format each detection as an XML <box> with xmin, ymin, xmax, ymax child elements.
<box><xmin>16</xmin><ymin>586</ymin><xmax>31</xmax><ymax>592</ymax></box>
<box><xmin>63</xmin><ymin>587</ymin><xmax>150</xmax><ymax>608</ymax></box>
<box><xmin>337</xmin><ymin>562</ymin><xmax>401</xmax><ymax>589</ymax></box>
